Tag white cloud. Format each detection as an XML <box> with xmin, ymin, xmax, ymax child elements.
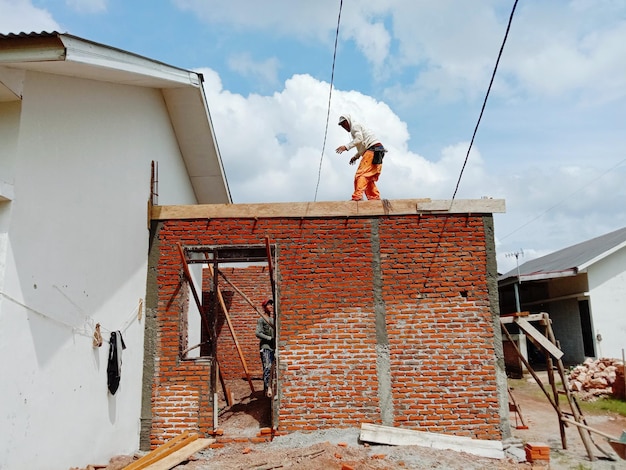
<box><xmin>173</xmin><ymin>0</ymin><xmax>340</xmax><ymax>41</ymax></box>
<box><xmin>493</xmin><ymin>161</ymin><xmax>626</xmax><ymax>272</ymax></box>
<box><xmin>504</xmin><ymin>6</ymin><xmax>626</xmax><ymax>103</ymax></box>
<box><xmin>65</xmin><ymin>0</ymin><xmax>107</xmax><ymax>14</ymax></box>
<box><xmin>200</xmin><ymin>70</ymin><xmax>491</xmax><ymax>204</ymax></box>
<box><xmin>199</xmin><ymin>66</ymin><xmax>626</xmax><ymax>273</ymax></box>
<box><xmin>3</xmin><ymin>0</ymin><xmax>625</xmax><ymax>276</ymax></box>
<box><xmin>176</xmin><ymin>1</ymin><xmax>626</xmax><ymax>109</ymax></box>
<box><xmin>0</xmin><ymin>0</ymin><xmax>60</xmax><ymax>33</ymax></box>
<box><xmin>227</xmin><ymin>53</ymin><xmax>280</xmax><ymax>89</ymax></box>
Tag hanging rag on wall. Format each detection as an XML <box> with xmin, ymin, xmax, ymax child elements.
<box><xmin>92</xmin><ymin>323</ymin><xmax>103</xmax><ymax>348</ymax></box>
<box><xmin>107</xmin><ymin>330</ymin><xmax>126</xmax><ymax>395</ymax></box>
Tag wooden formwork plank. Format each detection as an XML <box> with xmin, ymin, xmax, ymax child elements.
<box><xmin>359</xmin><ymin>423</ymin><xmax>504</xmax><ymax>459</ymax></box>
<box><xmin>143</xmin><ymin>438</ymin><xmax>215</xmax><ymax>470</ymax></box>
<box><xmin>514</xmin><ymin>317</ymin><xmax>563</xmax><ymax>359</ymax></box>
<box><xmin>124</xmin><ymin>432</ymin><xmax>199</xmax><ymax>470</ymax></box>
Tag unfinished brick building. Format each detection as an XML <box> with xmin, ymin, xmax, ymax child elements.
<box><xmin>140</xmin><ymin>198</ymin><xmax>509</xmax><ymax>449</ymax></box>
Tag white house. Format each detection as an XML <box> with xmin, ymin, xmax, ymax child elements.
<box><xmin>0</xmin><ymin>32</ymin><xmax>230</xmax><ymax>470</ymax></box>
<box><xmin>499</xmin><ymin>226</ymin><xmax>626</xmax><ymax>365</ymax></box>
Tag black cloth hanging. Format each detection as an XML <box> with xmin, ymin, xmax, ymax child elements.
<box><xmin>107</xmin><ymin>331</ymin><xmax>126</xmax><ymax>395</ymax></box>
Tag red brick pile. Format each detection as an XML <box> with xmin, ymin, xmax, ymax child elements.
<box><xmin>568</xmin><ymin>358</ymin><xmax>626</xmax><ymax>400</ymax></box>
<box><xmin>524</xmin><ymin>442</ymin><xmax>550</xmax><ymax>463</ymax></box>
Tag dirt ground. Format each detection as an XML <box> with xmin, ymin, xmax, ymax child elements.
<box><xmin>88</xmin><ymin>375</ymin><xmax>626</xmax><ymax>470</ymax></box>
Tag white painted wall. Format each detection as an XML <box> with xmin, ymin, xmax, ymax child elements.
<box><xmin>0</xmin><ymin>71</ymin><xmax>199</xmax><ymax>470</ymax></box>
<box><xmin>587</xmin><ymin>247</ymin><xmax>626</xmax><ymax>360</ymax></box>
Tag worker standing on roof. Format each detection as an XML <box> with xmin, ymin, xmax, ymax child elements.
<box><xmin>256</xmin><ymin>298</ymin><xmax>275</xmax><ymax>398</ymax></box>
<box><xmin>335</xmin><ymin>114</ymin><xmax>387</xmax><ymax>201</ymax></box>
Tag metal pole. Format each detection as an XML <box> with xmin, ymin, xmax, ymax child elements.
<box><xmin>506</xmin><ymin>250</ymin><xmax>524</xmax><ymax>313</ymax></box>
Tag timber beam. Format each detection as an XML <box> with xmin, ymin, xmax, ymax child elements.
<box><xmin>152</xmin><ymin>198</ymin><xmax>506</xmax><ymax>220</ymax></box>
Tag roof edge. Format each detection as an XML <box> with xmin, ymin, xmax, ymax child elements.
<box><xmin>0</xmin><ymin>32</ymin><xmax>200</xmax><ymax>87</ymax></box>
<box><xmin>578</xmin><ymin>240</ymin><xmax>626</xmax><ymax>271</ymax></box>
<box><xmin>60</xmin><ymin>34</ymin><xmax>199</xmax><ymax>86</ymax></box>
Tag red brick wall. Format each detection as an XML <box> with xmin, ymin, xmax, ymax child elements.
<box><xmin>148</xmin><ymin>214</ymin><xmax>502</xmax><ymax>444</ymax></box>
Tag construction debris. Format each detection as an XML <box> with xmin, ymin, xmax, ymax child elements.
<box><xmin>568</xmin><ymin>358</ymin><xmax>625</xmax><ymax>400</ymax></box>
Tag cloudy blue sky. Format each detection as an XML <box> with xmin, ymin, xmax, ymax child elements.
<box><xmin>2</xmin><ymin>0</ymin><xmax>625</xmax><ymax>273</ymax></box>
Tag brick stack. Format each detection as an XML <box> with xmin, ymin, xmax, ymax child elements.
<box><xmin>524</xmin><ymin>442</ymin><xmax>550</xmax><ymax>463</ymax></box>
<box><xmin>613</xmin><ymin>363</ymin><xmax>625</xmax><ymax>400</ymax></box>
<box><xmin>568</xmin><ymin>358</ymin><xmax>625</xmax><ymax>400</ymax></box>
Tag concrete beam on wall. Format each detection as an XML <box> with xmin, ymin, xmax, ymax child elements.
<box><xmin>151</xmin><ymin>198</ymin><xmax>506</xmax><ymax>220</ymax></box>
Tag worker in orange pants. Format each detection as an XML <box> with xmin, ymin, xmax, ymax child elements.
<box><xmin>335</xmin><ymin>114</ymin><xmax>386</xmax><ymax>201</ymax></box>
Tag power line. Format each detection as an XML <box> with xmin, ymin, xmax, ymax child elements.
<box><xmin>420</xmin><ymin>0</ymin><xmax>519</xmax><ymax>296</ymax></box>
<box><xmin>313</xmin><ymin>0</ymin><xmax>343</xmax><ymax>202</ymax></box>
<box><xmin>450</xmin><ymin>0</ymin><xmax>519</xmax><ymax>203</ymax></box>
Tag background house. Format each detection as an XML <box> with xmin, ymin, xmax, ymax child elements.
<box><xmin>0</xmin><ymin>32</ymin><xmax>230</xmax><ymax>470</ymax></box>
<box><xmin>499</xmin><ymin>226</ymin><xmax>626</xmax><ymax>366</ymax></box>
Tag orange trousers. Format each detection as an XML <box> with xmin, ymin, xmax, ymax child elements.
<box><xmin>352</xmin><ymin>149</ymin><xmax>382</xmax><ymax>201</ymax></box>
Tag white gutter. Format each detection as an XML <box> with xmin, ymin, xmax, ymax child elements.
<box><xmin>59</xmin><ymin>35</ymin><xmax>200</xmax><ymax>86</ymax></box>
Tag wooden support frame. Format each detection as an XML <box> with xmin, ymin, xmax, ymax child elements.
<box><xmin>507</xmin><ymin>387</ymin><xmax>527</xmax><ymax>429</ymax></box>
<box><xmin>514</xmin><ymin>317</ymin><xmax>563</xmax><ymax>360</ymax></box>
<box><xmin>207</xmin><ymin>264</ymin><xmax>255</xmax><ymax>392</ymax></box>
<box><xmin>177</xmin><ymin>244</ymin><xmax>232</xmax><ymax>410</ymax></box>
<box><xmin>265</xmin><ymin>236</ymin><xmax>276</xmax><ymax>302</ymax></box>
<box><xmin>500</xmin><ymin>313</ymin><xmax>600</xmax><ymax>461</ymax></box>
<box><xmin>177</xmin><ymin>241</ymin><xmax>277</xmax><ymax>431</ymax></box>
<box><xmin>177</xmin><ymin>243</ymin><xmax>211</xmax><ymax>335</ymax></box>
<box><xmin>217</xmin><ymin>270</ymin><xmax>273</xmax><ymax>327</ymax></box>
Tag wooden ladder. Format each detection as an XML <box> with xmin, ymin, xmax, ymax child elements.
<box><xmin>501</xmin><ymin>311</ymin><xmax>613</xmax><ymax>461</ymax></box>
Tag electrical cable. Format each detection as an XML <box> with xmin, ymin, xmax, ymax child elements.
<box><xmin>450</xmin><ymin>0</ymin><xmax>519</xmax><ymax>204</ymax></box>
<box><xmin>420</xmin><ymin>0</ymin><xmax>519</xmax><ymax>297</ymax></box>
<box><xmin>313</xmin><ymin>0</ymin><xmax>343</xmax><ymax>202</ymax></box>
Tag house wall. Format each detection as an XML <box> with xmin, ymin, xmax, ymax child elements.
<box><xmin>587</xmin><ymin>247</ymin><xmax>626</xmax><ymax>359</ymax></box>
<box><xmin>0</xmin><ymin>100</ymin><xmax>20</xmax><ymax>199</ymax></box>
<box><xmin>0</xmin><ymin>71</ymin><xmax>199</xmax><ymax>470</ymax></box>
<box><xmin>146</xmin><ymin>214</ymin><xmax>508</xmax><ymax>446</ymax></box>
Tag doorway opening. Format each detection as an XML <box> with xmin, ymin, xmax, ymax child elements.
<box><xmin>178</xmin><ymin>242</ymin><xmax>277</xmax><ymax>436</ymax></box>
<box><xmin>578</xmin><ymin>299</ymin><xmax>595</xmax><ymax>358</ymax></box>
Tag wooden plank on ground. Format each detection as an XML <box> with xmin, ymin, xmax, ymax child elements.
<box><xmin>143</xmin><ymin>438</ymin><xmax>214</xmax><ymax>470</ymax></box>
<box><xmin>124</xmin><ymin>432</ymin><xmax>199</xmax><ymax>470</ymax></box>
<box><xmin>514</xmin><ymin>317</ymin><xmax>564</xmax><ymax>359</ymax></box>
<box><xmin>359</xmin><ymin>423</ymin><xmax>505</xmax><ymax>460</ymax></box>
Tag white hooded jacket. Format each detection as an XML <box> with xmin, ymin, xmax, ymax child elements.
<box><xmin>339</xmin><ymin>114</ymin><xmax>380</xmax><ymax>157</ymax></box>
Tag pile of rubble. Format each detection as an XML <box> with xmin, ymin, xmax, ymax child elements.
<box><xmin>567</xmin><ymin>358</ymin><xmax>625</xmax><ymax>401</ymax></box>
